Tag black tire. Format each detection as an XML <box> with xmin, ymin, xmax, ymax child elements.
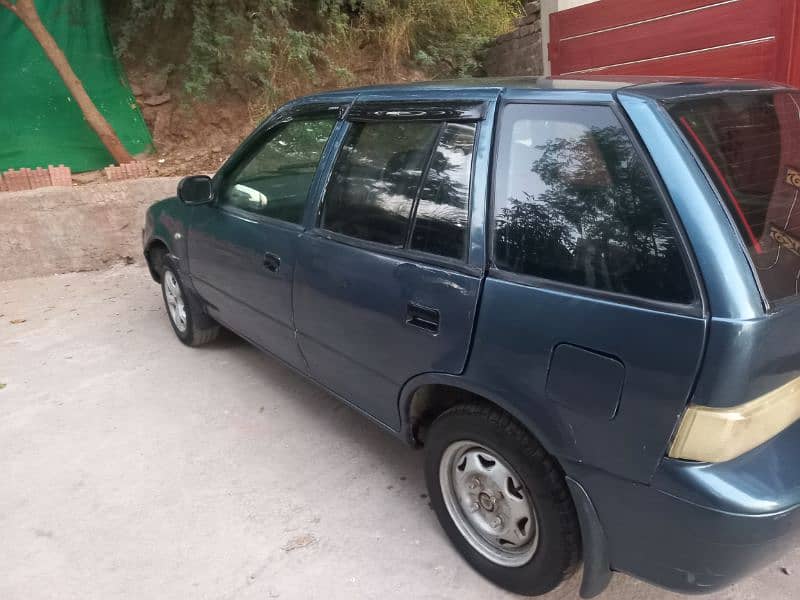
<box><xmin>160</xmin><ymin>260</ymin><xmax>219</xmax><ymax>347</ymax></box>
<box><xmin>424</xmin><ymin>403</ymin><xmax>580</xmax><ymax>596</ymax></box>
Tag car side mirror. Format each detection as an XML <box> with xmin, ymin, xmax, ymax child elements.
<box><xmin>177</xmin><ymin>175</ymin><xmax>213</xmax><ymax>205</ymax></box>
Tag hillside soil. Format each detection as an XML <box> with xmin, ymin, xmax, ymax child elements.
<box><xmin>114</xmin><ymin>61</ymin><xmax>427</xmax><ymax>182</ymax></box>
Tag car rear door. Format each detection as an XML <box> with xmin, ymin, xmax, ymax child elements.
<box><xmin>292</xmin><ymin>96</ymin><xmax>496</xmax><ymax>430</ymax></box>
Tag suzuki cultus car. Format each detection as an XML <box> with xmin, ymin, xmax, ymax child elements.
<box><xmin>143</xmin><ymin>77</ymin><xmax>800</xmax><ymax>597</ymax></box>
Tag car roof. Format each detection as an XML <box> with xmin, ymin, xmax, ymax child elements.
<box><xmin>297</xmin><ymin>75</ymin><xmax>790</xmax><ymax>104</ymax></box>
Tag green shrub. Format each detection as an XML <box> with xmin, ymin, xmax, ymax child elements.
<box><xmin>403</xmin><ymin>0</ymin><xmax>521</xmax><ymax>76</ymax></box>
<box><xmin>106</xmin><ymin>0</ymin><xmax>522</xmax><ymax>103</ymax></box>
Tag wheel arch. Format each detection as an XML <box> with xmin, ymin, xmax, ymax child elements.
<box><xmin>398</xmin><ymin>373</ymin><xmax>560</xmax><ymax>458</ymax></box>
<box><xmin>144</xmin><ymin>237</ymin><xmax>170</xmax><ymax>283</ymax></box>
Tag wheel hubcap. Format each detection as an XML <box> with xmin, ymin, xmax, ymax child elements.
<box><xmin>439</xmin><ymin>440</ymin><xmax>539</xmax><ymax>567</ymax></box>
<box><xmin>163</xmin><ymin>270</ymin><xmax>187</xmax><ymax>333</ymax></box>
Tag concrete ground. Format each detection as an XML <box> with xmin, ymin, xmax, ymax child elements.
<box><xmin>1</xmin><ymin>265</ymin><xmax>798</xmax><ymax>600</ymax></box>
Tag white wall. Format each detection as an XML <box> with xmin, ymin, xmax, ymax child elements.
<box><xmin>540</xmin><ymin>0</ymin><xmax>601</xmax><ymax>75</ymax></box>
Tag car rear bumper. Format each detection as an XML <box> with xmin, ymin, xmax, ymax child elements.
<box><xmin>567</xmin><ymin>419</ymin><xmax>800</xmax><ymax>594</ymax></box>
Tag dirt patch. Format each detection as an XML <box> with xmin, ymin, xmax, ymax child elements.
<box><xmin>120</xmin><ymin>54</ymin><xmax>427</xmax><ymax>180</ymax></box>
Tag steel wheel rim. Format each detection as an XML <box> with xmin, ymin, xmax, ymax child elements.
<box><xmin>439</xmin><ymin>440</ymin><xmax>539</xmax><ymax>567</ymax></box>
<box><xmin>163</xmin><ymin>270</ymin><xmax>187</xmax><ymax>333</ymax></box>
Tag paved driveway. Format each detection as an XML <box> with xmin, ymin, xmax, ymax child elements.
<box><xmin>1</xmin><ymin>266</ymin><xmax>797</xmax><ymax>600</ymax></box>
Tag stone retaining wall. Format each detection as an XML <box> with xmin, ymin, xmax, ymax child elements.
<box><xmin>484</xmin><ymin>1</ymin><xmax>543</xmax><ymax>77</ymax></box>
<box><xmin>0</xmin><ymin>177</ymin><xmax>180</xmax><ymax>281</ymax></box>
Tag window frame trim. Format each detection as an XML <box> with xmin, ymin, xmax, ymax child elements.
<box><xmin>487</xmin><ymin>98</ymin><xmax>706</xmax><ymax>318</ymax></box>
<box><xmin>312</xmin><ymin>114</ymin><xmax>482</xmax><ymax>267</ymax></box>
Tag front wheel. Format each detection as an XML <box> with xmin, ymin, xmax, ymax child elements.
<box><xmin>161</xmin><ymin>265</ymin><xmax>219</xmax><ymax>347</ymax></box>
<box><xmin>424</xmin><ymin>404</ymin><xmax>580</xmax><ymax>596</ymax></box>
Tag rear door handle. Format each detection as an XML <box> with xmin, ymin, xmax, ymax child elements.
<box><xmin>406</xmin><ymin>302</ymin><xmax>440</xmax><ymax>333</ymax></box>
<box><xmin>263</xmin><ymin>252</ymin><xmax>281</xmax><ymax>273</ymax></box>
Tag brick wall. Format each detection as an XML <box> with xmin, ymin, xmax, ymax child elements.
<box><xmin>484</xmin><ymin>1</ymin><xmax>543</xmax><ymax>76</ymax></box>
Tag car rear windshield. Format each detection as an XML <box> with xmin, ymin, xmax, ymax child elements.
<box><xmin>669</xmin><ymin>92</ymin><xmax>800</xmax><ymax>304</ymax></box>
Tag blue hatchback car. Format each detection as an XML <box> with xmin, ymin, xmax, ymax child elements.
<box><xmin>143</xmin><ymin>76</ymin><xmax>800</xmax><ymax>597</ymax></box>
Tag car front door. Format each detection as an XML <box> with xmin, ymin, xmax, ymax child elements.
<box><xmin>292</xmin><ymin>100</ymin><xmax>492</xmax><ymax>429</ymax></box>
<box><xmin>187</xmin><ymin>108</ymin><xmax>339</xmax><ymax>370</ymax></box>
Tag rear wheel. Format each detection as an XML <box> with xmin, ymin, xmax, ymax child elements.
<box><xmin>424</xmin><ymin>404</ymin><xmax>580</xmax><ymax>596</ymax></box>
<box><xmin>160</xmin><ymin>263</ymin><xmax>219</xmax><ymax>346</ymax></box>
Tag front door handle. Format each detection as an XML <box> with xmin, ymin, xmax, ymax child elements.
<box><xmin>263</xmin><ymin>252</ymin><xmax>281</xmax><ymax>273</ymax></box>
<box><xmin>406</xmin><ymin>302</ymin><xmax>440</xmax><ymax>333</ymax></box>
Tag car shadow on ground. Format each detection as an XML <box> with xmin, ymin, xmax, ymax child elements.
<box><xmin>201</xmin><ymin>325</ymin><xmax>430</xmax><ymax>499</ymax></box>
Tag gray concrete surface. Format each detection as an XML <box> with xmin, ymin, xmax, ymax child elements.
<box><xmin>1</xmin><ymin>265</ymin><xmax>798</xmax><ymax>600</ymax></box>
<box><xmin>0</xmin><ymin>177</ymin><xmax>179</xmax><ymax>282</ymax></box>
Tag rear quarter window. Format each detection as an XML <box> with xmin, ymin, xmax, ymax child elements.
<box><xmin>492</xmin><ymin>103</ymin><xmax>694</xmax><ymax>305</ymax></box>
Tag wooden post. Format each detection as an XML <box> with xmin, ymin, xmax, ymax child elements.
<box><xmin>1</xmin><ymin>0</ymin><xmax>133</xmax><ymax>164</ymax></box>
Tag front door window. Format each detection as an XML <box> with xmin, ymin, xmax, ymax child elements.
<box><xmin>222</xmin><ymin>117</ymin><xmax>336</xmax><ymax>224</ymax></box>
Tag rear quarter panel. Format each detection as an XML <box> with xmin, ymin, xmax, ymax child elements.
<box><xmin>620</xmin><ymin>91</ymin><xmax>800</xmax><ymax>408</ymax></box>
<box><xmin>463</xmin><ymin>92</ymin><xmax>716</xmax><ymax>483</ymax></box>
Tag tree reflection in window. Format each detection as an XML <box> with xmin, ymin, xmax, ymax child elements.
<box><xmin>410</xmin><ymin>122</ymin><xmax>475</xmax><ymax>259</ymax></box>
<box><xmin>493</xmin><ymin>104</ymin><xmax>693</xmax><ymax>304</ymax></box>
<box><xmin>322</xmin><ymin>121</ymin><xmax>441</xmax><ymax>247</ymax></box>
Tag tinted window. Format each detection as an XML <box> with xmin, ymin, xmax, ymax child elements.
<box><xmin>410</xmin><ymin>122</ymin><xmax>476</xmax><ymax>259</ymax></box>
<box><xmin>322</xmin><ymin>121</ymin><xmax>440</xmax><ymax>246</ymax></box>
<box><xmin>223</xmin><ymin>117</ymin><xmax>335</xmax><ymax>224</ymax></box>
<box><xmin>669</xmin><ymin>92</ymin><xmax>800</xmax><ymax>303</ymax></box>
<box><xmin>493</xmin><ymin>104</ymin><xmax>693</xmax><ymax>304</ymax></box>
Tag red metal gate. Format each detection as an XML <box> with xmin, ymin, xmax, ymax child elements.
<box><xmin>549</xmin><ymin>0</ymin><xmax>800</xmax><ymax>86</ymax></box>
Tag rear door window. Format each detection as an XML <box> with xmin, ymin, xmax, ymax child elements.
<box><xmin>322</xmin><ymin>121</ymin><xmax>440</xmax><ymax>246</ymax></box>
<box><xmin>493</xmin><ymin>103</ymin><xmax>694</xmax><ymax>305</ymax></box>
<box><xmin>321</xmin><ymin>119</ymin><xmax>476</xmax><ymax>259</ymax></box>
<box><xmin>409</xmin><ymin>122</ymin><xmax>475</xmax><ymax>259</ymax></box>
<box><xmin>669</xmin><ymin>92</ymin><xmax>800</xmax><ymax>303</ymax></box>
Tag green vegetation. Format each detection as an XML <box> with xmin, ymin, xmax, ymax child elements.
<box><xmin>105</xmin><ymin>0</ymin><xmax>521</xmax><ymax>106</ymax></box>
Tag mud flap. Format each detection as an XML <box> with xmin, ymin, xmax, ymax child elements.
<box><xmin>566</xmin><ymin>477</ymin><xmax>613</xmax><ymax>598</ymax></box>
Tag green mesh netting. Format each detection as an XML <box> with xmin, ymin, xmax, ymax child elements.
<box><xmin>0</xmin><ymin>1</ymin><xmax>152</xmax><ymax>173</ymax></box>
